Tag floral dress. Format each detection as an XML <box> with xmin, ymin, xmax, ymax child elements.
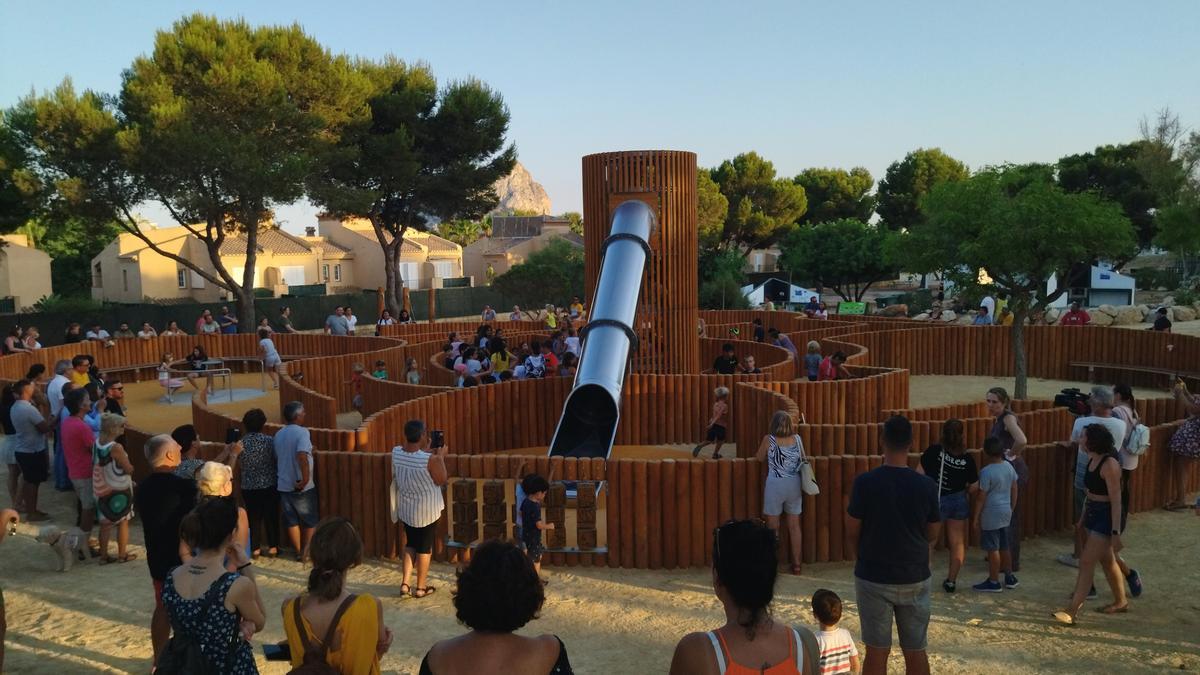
<box><xmin>1169</xmin><ymin>394</ymin><xmax>1200</xmax><ymax>459</ymax></box>
<box><xmin>161</xmin><ymin>571</ymin><xmax>257</xmax><ymax>674</ymax></box>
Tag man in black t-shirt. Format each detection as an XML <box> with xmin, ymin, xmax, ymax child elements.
<box><xmin>847</xmin><ymin>416</ymin><xmax>940</xmax><ymax>674</ymax></box>
<box><xmin>712</xmin><ymin>343</ymin><xmax>739</xmax><ymax>374</ymax></box>
<box><xmin>1151</xmin><ymin>307</ymin><xmax>1172</xmax><ymax>333</ymax></box>
<box><xmin>134</xmin><ymin>433</ymin><xmax>197</xmax><ymax>668</ymax></box>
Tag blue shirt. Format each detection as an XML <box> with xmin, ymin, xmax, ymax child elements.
<box><xmin>274</xmin><ymin>424</ymin><xmax>314</xmax><ymax>493</ymax></box>
<box><xmin>978</xmin><ymin>460</ymin><xmax>1018</xmax><ymax>530</ymax></box>
<box><xmin>218</xmin><ymin>313</ymin><xmax>238</xmax><ymax>334</ymax></box>
<box><xmin>847</xmin><ymin>465</ymin><xmax>939</xmax><ymax>584</ymax></box>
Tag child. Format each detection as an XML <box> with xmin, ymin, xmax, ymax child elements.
<box><xmin>974</xmin><ymin>437</ymin><xmax>1019</xmax><ymax>592</ymax></box>
<box><xmin>812</xmin><ymin>589</ymin><xmax>860</xmax><ymax>674</ymax></box>
<box><xmin>692</xmin><ymin>387</ymin><xmax>730</xmax><ymax>459</ymax></box>
<box><xmin>372</xmin><ymin>359</ymin><xmax>388</xmax><ymax>380</ymax></box>
<box><xmin>258</xmin><ymin>327</ymin><xmax>280</xmax><ymax>389</ymax></box>
<box><xmin>347</xmin><ymin>363</ymin><xmax>365</xmax><ymax>413</ymax></box>
<box><xmin>804</xmin><ymin>341</ymin><xmax>822</xmax><ymax>381</ymax></box>
<box><xmin>519</xmin><ymin>474</ymin><xmax>554</xmax><ymax>574</ymax></box>
<box><xmin>405</xmin><ymin>357</ymin><xmax>421</xmax><ymax>385</ymax></box>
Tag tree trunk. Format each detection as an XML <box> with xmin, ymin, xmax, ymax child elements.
<box><xmin>381</xmin><ymin>242</ymin><xmax>401</xmax><ymax>318</ymax></box>
<box><xmin>236</xmin><ymin>286</ymin><xmax>256</xmax><ymax>335</ymax></box>
<box><xmin>1011</xmin><ymin>308</ymin><xmax>1029</xmax><ymax>399</ymax></box>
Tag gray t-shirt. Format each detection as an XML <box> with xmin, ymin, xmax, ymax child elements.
<box><xmin>978</xmin><ymin>460</ymin><xmax>1018</xmax><ymax>531</ymax></box>
<box><xmin>325</xmin><ymin>314</ymin><xmax>350</xmax><ymax>336</ymax></box>
<box><xmin>10</xmin><ymin>400</ymin><xmax>46</xmax><ymax>454</ymax></box>
<box><xmin>274</xmin><ymin>423</ymin><xmax>314</xmax><ymax>493</ymax></box>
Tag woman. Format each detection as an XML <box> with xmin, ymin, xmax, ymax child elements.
<box><xmin>814</xmin><ymin>302</ymin><xmax>828</xmax><ymax>320</ymax></box>
<box><xmin>985</xmin><ymin>386</ymin><xmax>1028</xmax><ymax>572</ymax></box>
<box><xmin>22</xmin><ymin>326</ymin><xmax>42</xmax><ymax>350</ymax></box>
<box><xmin>62</xmin><ymin>389</ymin><xmax>97</xmax><ymax>551</ymax></box>
<box><xmin>509</xmin><ymin>305</ymin><xmax>522</xmax><ymax>321</ymax></box>
<box><xmin>94</xmin><ymin>413</ymin><xmax>136</xmax><ymax>563</ymax></box>
<box><xmin>917</xmin><ymin>419</ymin><xmax>978</xmax><ymax>592</ymax></box>
<box><xmin>197</xmin><ymin>461</ymin><xmax>251</xmax><ymax>572</ymax></box>
<box><xmin>1055</xmin><ymin>424</ymin><xmax>1128</xmax><ymax>624</ymax></box>
<box><xmin>161</xmin><ymin>320</ymin><xmax>186</xmax><ymax>337</ymax></box>
<box><xmin>63</xmin><ymin>323</ymin><xmax>84</xmax><ymax>344</ymax></box>
<box><xmin>1110</xmin><ymin>384</ymin><xmax>1143</xmax><ymax>595</ymax></box>
<box><xmin>755</xmin><ymin>411</ymin><xmax>806</xmax><ymax>575</ymax></box>
<box><xmin>1</xmin><ymin>385</ymin><xmax>20</xmax><ymax>511</ymax></box>
<box><xmin>137</xmin><ymin>322</ymin><xmax>158</xmax><ymax>340</ymax></box>
<box><xmin>421</xmin><ymin>540</ymin><xmax>570</xmax><ymax>675</ymax></box>
<box><xmin>258</xmin><ymin>328</ymin><xmax>281</xmax><ymax>389</ymax></box>
<box><xmin>669</xmin><ymin>520</ymin><xmax>818</xmax><ymax>675</ymax></box>
<box><xmin>405</xmin><ymin>357</ymin><xmax>422</xmax><ymax>385</ymax></box>
<box><xmin>489</xmin><ymin>339</ymin><xmax>511</xmax><ymax>375</ymax></box>
<box><xmin>1165</xmin><ymin>379</ymin><xmax>1200</xmax><ymax>510</ymax></box>
<box><xmin>397</xmin><ymin>309</ymin><xmax>413</xmax><ymax>324</ymax></box>
<box><xmin>161</xmin><ymin>497</ymin><xmax>264</xmax><ymax>674</ymax></box>
<box><xmin>239</xmin><ymin>409</ymin><xmax>279</xmax><ymax>558</ymax></box>
<box><xmin>2</xmin><ymin>327</ymin><xmax>29</xmax><ymax>354</ymax></box>
<box><xmin>392</xmin><ymin>421</ymin><xmax>447</xmax><ymax>598</ymax></box>
<box><xmin>282</xmin><ymin>518</ymin><xmax>392</xmax><ymax>674</ymax></box>
<box><xmin>375</xmin><ymin>310</ymin><xmax>395</xmax><ymax>336</ymax></box>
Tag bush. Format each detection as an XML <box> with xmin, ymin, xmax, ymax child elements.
<box><xmin>28</xmin><ymin>294</ymin><xmax>104</xmax><ymax>314</ymax></box>
<box><xmin>1174</xmin><ymin>287</ymin><xmax>1199</xmax><ymax>306</ymax></box>
<box><xmin>1131</xmin><ymin>267</ymin><xmax>1181</xmax><ymax>291</ymax></box>
<box><xmin>699</xmin><ymin>277</ymin><xmax>750</xmax><ymax>310</ymax></box>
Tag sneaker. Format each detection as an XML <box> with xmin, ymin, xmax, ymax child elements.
<box><xmin>973</xmin><ymin>579</ymin><xmax>1003</xmax><ymax>593</ymax></box>
<box><xmin>691</xmin><ymin>445</ymin><xmax>703</xmax><ymax>458</ymax></box>
<box><xmin>1004</xmin><ymin>573</ymin><xmax>1019</xmax><ymax>589</ymax></box>
<box><xmin>1126</xmin><ymin>569</ymin><xmax>1143</xmax><ymax>598</ymax></box>
<box><xmin>943</xmin><ymin>579</ymin><xmax>956</xmax><ymax>593</ymax></box>
<box><xmin>1056</xmin><ymin>553</ymin><xmax>1080</xmax><ymax>568</ymax></box>
<box><xmin>1087</xmin><ymin>585</ymin><xmax>1098</xmax><ymax>600</ymax></box>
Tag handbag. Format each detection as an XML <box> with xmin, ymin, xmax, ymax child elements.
<box><xmin>796</xmin><ymin>435</ymin><xmax>820</xmax><ymax>495</ymax></box>
<box><xmin>388</xmin><ymin>476</ymin><xmax>400</xmax><ymax>524</ymax></box>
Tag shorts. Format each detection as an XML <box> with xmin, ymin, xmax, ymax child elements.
<box><xmin>706</xmin><ymin>424</ymin><xmax>727</xmax><ymax>442</ymax></box>
<box><xmin>980</xmin><ymin>527</ymin><xmax>1009</xmax><ymax>552</ymax></box>
<box><xmin>280</xmin><ymin>489</ymin><xmax>320</xmax><ymax>529</ymax></box>
<box><xmin>938</xmin><ymin>491</ymin><xmax>969</xmax><ymax>521</ymax></box>
<box><xmin>72</xmin><ymin>478</ymin><xmax>95</xmax><ymax>509</ymax></box>
<box><xmin>855</xmin><ymin>577</ymin><xmax>931</xmax><ymax>651</ymax></box>
<box><xmin>1084</xmin><ymin>499</ymin><xmax>1119</xmax><ymax>537</ymax></box>
<box><xmin>403</xmin><ymin>522</ymin><xmax>436</xmax><ymax>554</ymax></box>
<box><xmin>264</xmin><ymin>356</ymin><xmax>281</xmax><ymax>369</ymax></box>
<box><xmin>0</xmin><ymin>435</ymin><xmax>15</xmax><ymax>465</ymax></box>
<box><xmin>1073</xmin><ymin>487</ymin><xmax>1086</xmax><ymax>523</ymax></box>
<box><xmin>524</xmin><ymin>540</ymin><xmax>545</xmax><ymax>563</ymax></box>
<box><xmin>15</xmin><ymin>450</ymin><xmax>49</xmax><ymax>485</ymax></box>
<box><xmin>352</xmin><ymin>394</ymin><xmax>364</xmax><ymax>410</ymax></box>
<box><xmin>763</xmin><ymin>474</ymin><xmax>804</xmax><ymax>516</ymax></box>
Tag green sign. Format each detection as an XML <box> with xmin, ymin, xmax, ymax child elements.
<box><xmin>838</xmin><ymin>301</ymin><xmax>866</xmax><ymax>315</ymax></box>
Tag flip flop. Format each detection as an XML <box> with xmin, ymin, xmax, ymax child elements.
<box><xmin>118</xmin><ymin>553</ymin><xmax>138</xmax><ymax>563</ymax></box>
<box><xmin>1163</xmin><ymin>503</ymin><xmax>1190</xmax><ymax>512</ymax></box>
<box><xmin>98</xmin><ymin>555</ymin><xmax>118</xmax><ymax>565</ymax></box>
<box><xmin>413</xmin><ymin>586</ymin><xmax>437</xmax><ymax>599</ymax></box>
<box><xmin>1052</xmin><ymin>610</ymin><xmax>1076</xmax><ymax>626</ymax></box>
<box><xmin>1096</xmin><ymin>603</ymin><xmax>1129</xmax><ymax>614</ymax></box>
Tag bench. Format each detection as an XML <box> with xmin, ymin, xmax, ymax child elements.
<box><xmin>1068</xmin><ymin>361</ymin><xmax>1200</xmax><ymax>386</ymax></box>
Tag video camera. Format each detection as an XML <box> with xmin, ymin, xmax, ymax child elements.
<box><xmin>1053</xmin><ymin>388</ymin><xmax>1090</xmax><ymax>416</ymax></box>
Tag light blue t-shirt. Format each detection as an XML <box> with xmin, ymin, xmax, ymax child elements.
<box><xmin>978</xmin><ymin>460</ymin><xmax>1018</xmax><ymax>530</ymax></box>
<box><xmin>274</xmin><ymin>423</ymin><xmax>314</xmax><ymax>493</ymax></box>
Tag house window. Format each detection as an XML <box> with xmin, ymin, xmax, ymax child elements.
<box><xmin>177</xmin><ymin>269</ymin><xmax>188</xmax><ymax>289</ymax></box>
<box><xmin>333</xmin><ymin>264</ymin><xmax>342</xmax><ymax>282</ymax></box>
<box><xmin>398</xmin><ymin>262</ymin><xmax>419</xmax><ymax>289</ymax></box>
<box><xmin>122</xmin><ymin>269</ymin><xmax>129</xmax><ymax>292</ymax></box>
<box><xmin>322</xmin><ymin>264</ymin><xmax>330</xmax><ymax>282</ymax></box>
<box><xmin>433</xmin><ymin>260</ymin><xmax>455</xmax><ymax>278</ymax></box>
<box><xmin>93</xmin><ymin>262</ymin><xmax>103</xmax><ymax>288</ymax></box>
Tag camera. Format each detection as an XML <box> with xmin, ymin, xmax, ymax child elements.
<box><xmin>1053</xmin><ymin>388</ymin><xmax>1090</xmax><ymax>416</ymax></box>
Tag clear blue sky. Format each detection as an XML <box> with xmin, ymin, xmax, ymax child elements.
<box><xmin>4</xmin><ymin>0</ymin><xmax>1199</xmax><ymax>233</ymax></box>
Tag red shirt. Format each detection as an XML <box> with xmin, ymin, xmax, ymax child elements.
<box><xmin>818</xmin><ymin>357</ymin><xmax>840</xmax><ymax>381</ymax></box>
<box><xmin>1061</xmin><ymin>309</ymin><xmax>1091</xmax><ymax>326</ymax></box>
<box><xmin>62</xmin><ymin>415</ymin><xmax>96</xmax><ymax>480</ymax></box>
<box><xmin>543</xmin><ymin>352</ymin><xmax>559</xmax><ymax>370</ymax></box>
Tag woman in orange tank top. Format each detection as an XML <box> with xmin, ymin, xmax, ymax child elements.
<box><xmin>669</xmin><ymin>520</ymin><xmax>819</xmax><ymax>675</ymax></box>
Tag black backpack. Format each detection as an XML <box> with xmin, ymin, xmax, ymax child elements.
<box><xmin>156</xmin><ymin>580</ymin><xmax>240</xmax><ymax>675</ymax></box>
<box><xmin>288</xmin><ymin>594</ymin><xmax>358</xmax><ymax>675</ymax></box>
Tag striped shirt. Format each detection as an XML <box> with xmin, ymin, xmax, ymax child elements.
<box><xmin>391</xmin><ymin>447</ymin><xmax>444</xmax><ymax>528</ymax></box>
<box><xmin>815</xmin><ymin>627</ymin><xmax>858</xmax><ymax>674</ymax></box>
<box><xmin>767</xmin><ymin>434</ymin><xmax>803</xmax><ymax>479</ymax></box>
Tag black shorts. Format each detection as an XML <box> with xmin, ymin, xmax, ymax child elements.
<box><xmin>404</xmin><ymin>522</ymin><xmax>436</xmax><ymax>554</ymax></box>
<box><xmin>15</xmin><ymin>450</ymin><xmax>49</xmax><ymax>485</ymax></box>
<box><xmin>707</xmin><ymin>424</ymin><xmax>727</xmax><ymax>442</ymax></box>
<box><xmin>523</xmin><ymin>540</ymin><xmax>545</xmax><ymax>563</ymax></box>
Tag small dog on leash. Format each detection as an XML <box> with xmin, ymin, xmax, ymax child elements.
<box><xmin>36</xmin><ymin>525</ymin><xmax>89</xmax><ymax>572</ymax></box>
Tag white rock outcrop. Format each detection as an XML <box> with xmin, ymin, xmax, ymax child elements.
<box><xmin>490</xmin><ymin>162</ymin><xmax>552</xmax><ymax>216</ymax></box>
<box><xmin>1097</xmin><ymin>304</ymin><xmax>1118</xmax><ymax>317</ymax></box>
<box><xmin>1173</xmin><ymin>305</ymin><xmax>1197</xmax><ymax>322</ymax></box>
<box><xmin>1113</xmin><ymin>306</ymin><xmax>1142</xmax><ymax>325</ymax></box>
<box><xmin>1090</xmin><ymin>311</ymin><xmax>1114</xmax><ymax>326</ymax></box>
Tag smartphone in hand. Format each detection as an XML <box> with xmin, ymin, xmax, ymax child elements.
<box><xmin>431</xmin><ymin>430</ymin><xmax>445</xmax><ymax>449</ymax></box>
<box><xmin>263</xmin><ymin>642</ymin><xmax>291</xmax><ymax>661</ymax></box>
<box><xmin>226</xmin><ymin>427</ymin><xmax>241</xmax><ymax>444</ymax></box>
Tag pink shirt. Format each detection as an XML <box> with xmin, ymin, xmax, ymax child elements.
<box><xmin>62</xmin><ymin>416</ymin><xmax>96</xmax><ymax>480</ymax></box>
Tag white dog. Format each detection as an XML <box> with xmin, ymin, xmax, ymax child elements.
<box><xmin>36</xmin><ymin>525</ymin><xmax>89</xmax><ymax>572</ymax></box>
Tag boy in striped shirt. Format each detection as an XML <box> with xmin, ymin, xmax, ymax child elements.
<box><xmin>812</xmin><ymin>589</ymin><xmax>860</xmax><ymax>674</ymax></box>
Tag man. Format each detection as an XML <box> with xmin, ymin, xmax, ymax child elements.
<box><xmin>1061</xmin><ymin>302</ymin><xmax>1091</xmax><ymax>326</ymax></box>
<box><xmin>847</xmin><ymin>416</ymin><xmax>940</xmax><ymax>675</ymax></box>
<box><xmin>819</xmin><ymin>351</ymin><xmax>853</xmax><ymax>381</ymax></box>
<box><xmin>973</xmin><ymin>306</ymin><xmax>993</xmax><ymax>325</ymax></box>
<box><xmin>85</xmin><ymin>323</ymin><xmax>111</xmax><ymax>342</ymax></box>
<box><xmin>768</xmin><ymin>328</ymin><xmax>799</xmax><ymax>359</ymax></box>
<box><xmin>325</xmin><ymin>306</ymin><xmax>351</xmax><ymax>336</ymax></box>
<box><xmin>278</xmin><ymin>306</ymin><xmax>298</xmax><ymax>333</ymax></box>
<box><xmin>198</xmin><ymin>312</ymin><xmax>220</xmax><ymax>335</ymax></box>
<box><xmin>101</xmin><ymin>379</ymin><xmax>126</xmax><ymax>416</ymax></box>
<box><xmin>713</xmin><ymin>343</ymin><xmax>739</xmax><ymax>374</ymax></box>
<box><xmin>276</xmin><ymin>401</ymin><xmax>319</xmax><ymax>559</ymax></box>
<box><xmin>1151</xmin><ymin>307</ymin><xmax>1172</xmax><ymax>333</ymax></box>
<box><xmin>740</xmin><ymin>354</ymin><xmax>761</xmax><ymax>374</ymax></box>
<box><xmin>481</xmin><ymin>305</ymin><xmax>497</xmax><ymax>321</ymax></box>
<box><xmin>112</xmin><ymin>322</ymin><xmax>136</xmax><ymax>339</ymax></box>
<box><xmin>217</xmin><ymin>306</ymin><xmax>239</xmax><ymax>334</ymax></box>
<box><xmin>569</xmin><ymin>296</ymin><xmax>584</xmax><ymax>319</ymax></box>
<box><xmin>752</xmin><ymin>318</ymin><xmax>765</xmax><ymax>343</ymax></box>
<box><xmin>11</xmin><ymin>379</ymin><xmax>54</xmax><ymax>521</ymax></box>
<box><xmin>979</xmin><ymin>294</ymin><xmax>996</xmax><ymax>321</ymax></box>
<box><xmin>1057</xmin><ymin>387</ymin><xmax>1126</xmax><ymax>574</ymax></box>
<box><xmin>804</xmin><ymin>296</ymin><xmax>821</xmax><ymax>317</ymax></box>
<box><xmin>134</xmin><ymin>434</ymin><xmax>197</xmax><ymax>668</ymax></box>
<box><xmin>46</xmin><ymin>360</ymin><xmax>71</xmax><ymax>427</ymax></box>
<box><xmin>69</xmin><ymin>355</ymin><xmax>92</xmax><ymax>388</ymax></box>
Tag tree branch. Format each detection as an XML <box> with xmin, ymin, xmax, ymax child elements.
<box><xmin>113</xmin><ymin>204</ymin><xmax>230</xmax><ymax>290</ymax></box>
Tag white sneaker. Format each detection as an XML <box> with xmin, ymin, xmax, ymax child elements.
<box><xmin>1056</xmin><ymin>553</ymin><xmax>1079</xmax><ymax>568</ymax></box>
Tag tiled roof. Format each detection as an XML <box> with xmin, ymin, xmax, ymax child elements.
<box><xmin>219</xmin><ymin>229</ymin><xmax>314</xmax><ymax>256</ymax></box>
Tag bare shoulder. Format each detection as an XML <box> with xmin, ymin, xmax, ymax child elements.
<box><xmin>670</xmin><ymin>632</ymin><xmax>716</xmax><ymax>675</ymax></box>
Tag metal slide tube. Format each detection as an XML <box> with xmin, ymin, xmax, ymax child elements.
<box><xmin>548</xmin><ymin>200</ymin><xmax>655</xmax><ymax>459</ymax></box>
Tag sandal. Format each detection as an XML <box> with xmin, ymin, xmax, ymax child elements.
<box><xmin>118</xmin><ymin>553</ymin><xmax>138</xmax><ymax>563</ymax></box>
<box><xmin>1096</xmin><ymin>603</ymin><xmax>1129</xmax><ymax>614</ymax></box>
<box><xmin>1163</xmin><ymin>502</ymin><xmax>1189</xmax><ymax>512</ymax></box>
<box><xmin>399</xmin><ymin>583</ymin><xmax>411</xmax><ymax>596</ymax></box>
<box><xmin>790</xmin><ymin>564</ymin><xmax>802</xmax><ymax>575</ymax></box>
<box><xmin>98</xmin><ymin>555</ymin><xmax>118</xmax><ymax>565</ymax></box>
<box><xmin>412</xmin><ymin>586</ymin><xmax>437</xmax><ymax>599</ymax></box>
<box><xmin>1052</xmin><ymin>610</ymin><xmax>1076</xmax><ymax>626</ymax></box>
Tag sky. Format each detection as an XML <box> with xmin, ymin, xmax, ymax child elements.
<box><xmin>3</xmin><ymin>0</ymin><xmax>1199</xmax><ymax>234</ymax></box>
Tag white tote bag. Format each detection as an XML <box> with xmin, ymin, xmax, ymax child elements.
<box><xmin>796</xmin><ymin>435</ymin><xmax>820</xmax><ymax>495</ymax></box>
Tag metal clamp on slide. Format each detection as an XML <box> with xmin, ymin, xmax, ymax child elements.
<box><xmin>579</xmin><ymin>318</ymin><xmax>639</xmax><ymax>352</ymax></box>
<box><xmin>601</xmin><ymin>231</ymin><xmax>652</xmax><ymax>257</ymax></box>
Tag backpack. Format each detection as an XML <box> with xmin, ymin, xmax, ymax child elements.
<box><xmin>156</xmin><ymin>580</ymin><xmax>239</xmax><ymax>675</ymax></box>
<box><xmin>1126</xmin><ymin>423</ymin><xmax>1151</xmax><ymax>456</ymax></box>
<box><xmin>525</xmin><ymin>355</ymin><xmax>546</xmax><ymax>379</ymax></box>
<box><xmin>288</xmin><ymin>594</ymin><xmax>358</xmax><ymax>675</ymax></box>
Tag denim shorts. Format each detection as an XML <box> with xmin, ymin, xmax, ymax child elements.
<box><xmin>855</xmin><ymin>577</ymin><xmax>931</xmax><ymax>651</ymax></box>
<box><xmin>980</xmin><ymin>527</ymin><xmax>1008</xmax><ymax>552</ymax></box>
<box><xmin>938</xmin><ymin>491</ymin><xmax>969</xmax><ymax>521</ymax></box>
<box><xmin>1084</xmin><ymin>499</ymin><xmax>1119</xmax><ymax>537</ymax></box>
<box><xmin>280</xmin><ymin>489</ymin><xmax>320</xmax><ymax>528</ymax></box>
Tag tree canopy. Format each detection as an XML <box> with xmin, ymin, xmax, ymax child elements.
<box><xmin>778</xmin><ymin>219</ymin><xmax>898</xmax><ymax>301</ymax></box>
<box><xmin>1057</xmin><ymin>142</ymin><xmax>1159</xmax><ymax>252</ymax></box>
<box><xmin>709</xmin><ymin>152</ymin><xmax>807</xmax><ymax>253</ymax></box>
<box><xmin>696</xmin><ymin>170</ymin><xmax>729</xmax><ymax>249</ymax></box>
<box><xmin>492</xmin><ymin>238</ymin><xmax>583</xmax><ymax>309</ymax></box>
<box><xmin>876</xmin><ymin>148</ymin><xmax>968</xmax><ymax>230</ymax></box>
<box><xmin>793</xmin><ymin>167</ymin><xmax>876</xmax><ymax>224</ymax></box>
<box><xmin>892</xmin><ymin>164</ymin><xmax>1135</xmax><ymax>398</ymax></box>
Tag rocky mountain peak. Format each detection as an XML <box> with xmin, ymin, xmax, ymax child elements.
<box><xmin>491</xmin><ymin>162</ymin><xmax>552</xmax><ymax>216</ymax></box>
